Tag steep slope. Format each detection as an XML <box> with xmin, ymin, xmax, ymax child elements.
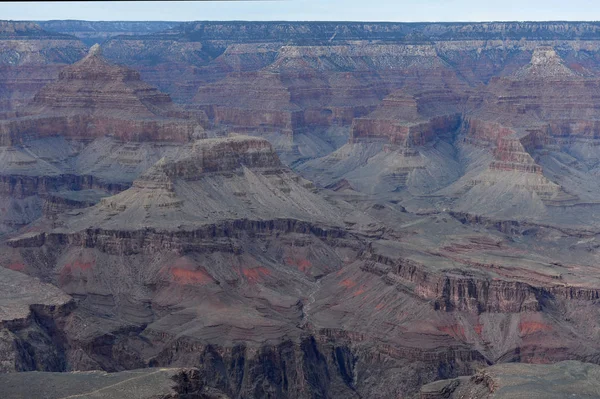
<box><xmin>0</xmin><ymin>44</ymin><xmax>207</xmax><ymax>234</ymax></box>
<box><xmin>298</xmin><ymin>85</ymin><xmax>469</xmax><ymax>195</ymax></box>
<box><xmin>441</xmin><ymin>47</ymin><xmax>600</xmax><ymax>222</ymax></box>
<box><xmin>2</xmin><ymin>44</ymin><xmax>205</xmax><ymax>144</ymax></box>
<box><xmin>421</xmin><ymin>361</ymin><xmax>600</xmax><ymax>398</ymax></box>
<box><xmin>3</xmin><ymin>136</ymin><xmax>383</xmax><ymax>397</ymax></box>
<box><xmin>0</xmin><ymin>266</ymin><xmax>73</xmax><ymax>372</ymax></box>
<box><xmin>61</xmin><ymin>135</ymin><xmax>348</xmax><ymax>231</ymax></box>
<box><xmin>0</xmin><ymin>21</ymin><xmax>87</xmax><ymax>113</ymax></box>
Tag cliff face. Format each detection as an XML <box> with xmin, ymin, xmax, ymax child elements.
<box><xmin>0</xmin><ymin>21</ymin><xmax>87</xmax><ymax>113</ymax></box>
<box><xmin>0</xmin><ymin>44</ymin><xmax>207</xmax><ymax>234</ymax></box>
<box><xmin>0</xmin><ymin>266</ymin><xmax>73</xmax><ymax>373</ymax></box>
<box><xmin>420</xmin><ymin>361</ymin><xmax>600</xmax><ymax>399</ymax></box>
<box><xmin>1</xmin><ymin>45</ymin><xmax>205</xmax><ymax>144</ymax></box>
<box><xmin>6</xmin><ymin>134</ymin><xmax>600</xmax><ymax>397</ymax></box>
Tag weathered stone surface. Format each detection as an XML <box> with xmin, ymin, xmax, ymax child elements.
<box><xmin>0</xmin><ymin>367</ymin><xmax>208</xmax><ymax>399</ymax></box>
<box><xmin>1</xmin><ymin>45</ymin><xmax>206</xmax><ymax>145</ymax></box>
<box><xmin>0</xmin><ymin>21</ymin><xmax>87</xmax><ymax>112</ymax></box>
<box><xmin>0</xmin><ymin>266</ymin><xmax>73</xmax><ymax>373</ymax></box>
<box><xmin>420</xmin><ymin>361</ymin><xmax>600</xmax><ymax>398</ymax></box>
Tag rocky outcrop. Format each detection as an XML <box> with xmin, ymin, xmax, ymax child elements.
<box><xmin>350</xmin><ymin>90</ymin><xmax>465</xmax><ymax>145</ymax></box>
<box><xmin>0</xmin><ymin>45</ymin><xmax>206</xmax><ymax>145</ymax></box>
<box><xmin>25</xmin><ymin>135</ymin><xmax>362</xmax><ymax>234</ymax></box>
<box><xmin>0</xmin><ymin>21</ymin><xmax>87</xmax><ymax>112</ymax></box>
<box><xmin>420</xmin><ymin>361</ymin><xmax>600</xmax><ymax>399</ymax></box>
<box><xmin>0</xmin><ymin>266</ymin><xmax>73</xmax><ymax>373</ymax></box>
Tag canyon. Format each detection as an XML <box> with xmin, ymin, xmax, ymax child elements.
<box><xmin>2</xmin><ymin>19</ymin><xmax>600</xmax><ymax>398</ymax></box>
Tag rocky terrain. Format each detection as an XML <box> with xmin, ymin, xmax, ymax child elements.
<box><xmin>0</xmin><ymin>21</ymin><xmax>86</xmax><ymax>113</ymax></box>
<box><xmin>420</xmin><ymin>361</ymin><xmax>600</xmax><ymax>398</ymax></box>
<box><xmin>0</xmin><ymin>367</ymin><xmax>211</xmax><ymax>398</ymax></box>
<box><xmin>3</xmin><ymin>19</ymin><xmax>600</xmax><ymax>399</ymax></box>
<box><xmin>0</xmin><ymin>42</ymin><xmax>206</xmax><ymax>234</ymax></box>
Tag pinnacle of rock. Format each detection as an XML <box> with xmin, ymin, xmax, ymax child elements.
<box><xmin>530</xmin><ymin>47</ymin><xmax>560</xmax><ymax>66</ymax></box>
<box><xmin>512</xmin><ymin>46</ymin><xmax>579</xmax><ymax>79</ymax></box>
<box><xmin>88</xmin><ymin>43</ymin><xmax>102</xmax><ymax>57</ymax></box>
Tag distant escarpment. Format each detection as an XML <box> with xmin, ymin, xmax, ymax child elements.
<box><xmin>1</xmin><ymin>44</ymin><xmax>206</xmax><ymax>145</ymax></box>
<box><xmin>0</xmin><ymin>21</ymin><xmax>87</xmax><ymax>112</ymax></box>
<box><xmin>37</xmin><ymin>20</ymin><xmax>178</xmax><ymax>46</ymax></box>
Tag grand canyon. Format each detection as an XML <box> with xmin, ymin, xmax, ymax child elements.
<box><xmin>2</xmin><ymin>18</ymin><xmax>600</xmax><ymax>398</ymax></box>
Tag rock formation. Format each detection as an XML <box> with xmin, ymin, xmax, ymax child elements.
<box><xmin>420</xmin><ymin>361</ymin><xmax>600</xmax><ymax>398</ymax></box>
<box><xmin>0</xmin><ymin>21</ymin><xmax>87</xmax><ymax>113</ymax></box>
<box><xmin>0</xmin><ymin>44</ymin><xmax>207</xmax><ymax>234</ymax></box>
<box><xmin>6</xmin><ymin>20</ymin><xmax>600</xmax><ymax>399</ymax></box>
<box><xmin>440</xmin><ymin>46</ymin><xmax>600</xmax><ymax>221</ymax></box>
<box><xmin>1</xmin><ymin>44</ymin><xmax>206</xmax><ymax>145</ymax></box>
<box><xmin>0</xmin><ymin>266</ymin><xmax>72</xmax><ymax>372</ymax></box>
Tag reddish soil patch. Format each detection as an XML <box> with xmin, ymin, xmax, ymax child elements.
<box><xmin>7</xmin><ymin>262</ymin><xmax>25</xmax><ymax>272</ymax></box>
<box><xmin>243</xmin><ymin>267</ymin><xmax>271</xmax><ymax>283</ymax></box>
<box><xmin>285</xmin><ymin>257</ymin><xmax>312</xmax><ymax>273</ymax></box>
<box><xmin>352</xmin><ymin>285</ymin><xmax>367</xmax><ymax>297</ymax></box>
<box><xmin>375</xmin><ymin>302</ymin><xmax>385</xmax><ymax>311</ymax></box>
<box><xmin>339</xmin><ymin>279</ymin><xmax>357</xmax><ymax>289</ymax></box>
<box><xmin>69</xmin><ymin>261</ymin><xmax>93</xmax><ymax>271</ymax></box>
<box><xmin>519</xmin><ymin>321</ymin><xmax>552</xmax><ymax>335</ymax></box>
<box><xmin>438</xmin><ymin>324</ymin><xmax>467</xmax><ymax>341</ymax></box>
<box><xmin>172</xmin><ymin>267</ymin><xmax>212</xmax><ymax>285</ymax></box>
<box><xmin>59</xmin><ymin>260</ymin><xmax>94</xmax><ymax>285</ymax></box>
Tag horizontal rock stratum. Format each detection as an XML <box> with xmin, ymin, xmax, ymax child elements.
<box><xmin>0</xmin><ymin>44</ymin><xmax>206</xmax><ymax>145</ymax></box>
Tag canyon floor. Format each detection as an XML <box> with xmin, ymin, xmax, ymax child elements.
<box><xmin>2</xmin><ymin>20</ymin><xmax>600</xmax><ymax>399</ymax></box>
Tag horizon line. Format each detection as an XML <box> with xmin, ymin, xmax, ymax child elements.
<box><xmin>12</xmin><ymin>19</ymin><xmax>600</xmax><ymax>23</ymax></box>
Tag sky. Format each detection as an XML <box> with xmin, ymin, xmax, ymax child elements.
<box><xmin>3</xmin><ymin>0</ymin><xmax>600</xmax><ymax>22</ymax></box>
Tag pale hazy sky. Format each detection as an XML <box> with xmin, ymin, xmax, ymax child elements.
<box><xmin>3</xmin><ymin>0</ymin><xmax>600</xmax><ymax>22</ymax></box>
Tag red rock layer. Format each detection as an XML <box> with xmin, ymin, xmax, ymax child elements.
<box><xmin>0</xmin><ymin>45</ymin><xmax>206</xmax><ymax>145</ymax></box>
<box><xmin>194</xmin><ymin>69</ymin><xmax>382</xmax><ymax>136</ymax></box>
<box><xmin>350</xmin><ymin>89</ymin><xmax>467</xmax><ymax>145</ymax></box>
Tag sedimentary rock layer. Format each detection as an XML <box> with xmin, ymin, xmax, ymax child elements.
<box><xmin>420</xmin><ymin>361</ymin><xmax>600</xmax><ymax>398</ymax></box>
<box><xmin>1</xmin><ymin>44</ymin><xmax>205</xmax><ymax>145</ymax></box>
